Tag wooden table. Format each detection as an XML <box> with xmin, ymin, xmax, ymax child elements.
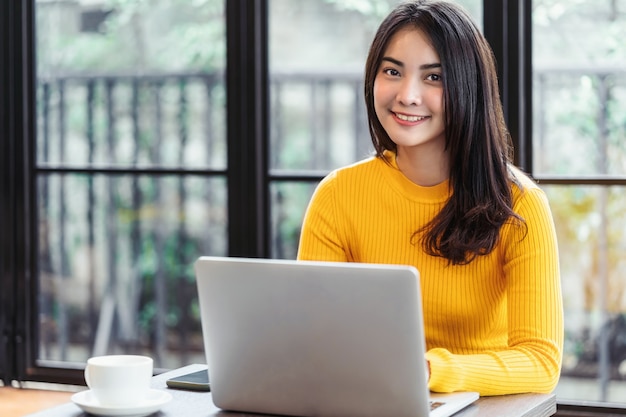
<box><xmin>26</xmin><ymin>364</ymin><xmax>556</xmax><ymax>417</ymax></box>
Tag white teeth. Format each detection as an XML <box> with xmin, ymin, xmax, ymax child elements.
<box><xmin>395</xmin><ymin>113</ymin><xmax>426</xmax><ymax>122</ymax></box>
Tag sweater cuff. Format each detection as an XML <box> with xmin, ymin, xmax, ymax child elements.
<box><xmin>426</xmin><ymin>348</ymin><xmax>464</xmax><ymax>393</ymax></box>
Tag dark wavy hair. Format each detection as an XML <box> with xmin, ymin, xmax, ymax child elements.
<box><xmin>364</xmin><ymin>0</ymin><xmax>522</xmax><ymax>265</ymax></box>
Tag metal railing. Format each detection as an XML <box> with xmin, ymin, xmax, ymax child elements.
<box><xmin>35</xmin><ymin>70</ymin><xmax>367</xmax><ymax>368</ymax></box>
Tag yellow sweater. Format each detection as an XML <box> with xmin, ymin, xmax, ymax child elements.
<box><xmin>297</xmin><ymin>151</ymin><xmax>563</xmax><ymax>396</ymax></box>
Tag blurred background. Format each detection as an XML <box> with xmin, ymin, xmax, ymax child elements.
<box><xmin>31</xmin><ymin>0</ymin><xmax>626</xmax><ymax>404</ymax></box>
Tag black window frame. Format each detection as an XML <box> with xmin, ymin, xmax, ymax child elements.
<box><xmin>1</xmin><ymin>0</ymin><xmax>37</xmax><ymax>385</ymax></box>
<box><xmin>2</xmin><ymin>0</ymin><xmax>624</xmax><ymax>414</ymax></box>
<box><xmin>484</xmin><ymin>0</ymin><xmax>533</xmax><ymax>171</ymax></box>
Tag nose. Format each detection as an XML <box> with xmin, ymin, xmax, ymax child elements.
<box><xmin>396</xmin><ymin>77</ymin><xmax>422</xmax><ymax>106</ymax></box>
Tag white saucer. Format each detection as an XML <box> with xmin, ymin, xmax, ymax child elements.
<box><xmin>71</xmin><ymin>389</ymin><xmax>172</xmax><ymax>417</ymax></box>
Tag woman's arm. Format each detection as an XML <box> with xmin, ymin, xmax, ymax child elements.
<box><xmin>426</xmin><ymin>186</ymin><xmax>564</xmax><ymax>395</ymax></box>
<box><xmin>297</xmin><ymin>173</ymin><xmax>348</xmax><ymax>262</ymax></box>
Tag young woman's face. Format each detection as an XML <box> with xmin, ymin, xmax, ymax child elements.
<box><xmin>373</xmin><ymin>27</ymin><xmax>445</xmax><ymax>153</ymax></box>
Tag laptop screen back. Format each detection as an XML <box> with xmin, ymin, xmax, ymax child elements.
<box><xmin>195</xmin><ymin>256</ymin><xmax>430</xmax><ymax>417</ymax></box>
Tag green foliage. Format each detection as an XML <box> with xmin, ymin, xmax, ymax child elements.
<box><xmin>136</xmin><ymin>228</ymin><xmax>203</xmax><ymax>334</ymax></box>
<box><xmin>533</xmin><ymin>0</ymin><xmax>626</xmax><ymax>65</ymax></box>
<box><xmin>38</xmin><ymin>0</ymin><xmax>225</xmax><ymax>74</ymax></box>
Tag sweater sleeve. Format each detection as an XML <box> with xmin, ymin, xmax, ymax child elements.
<box><xmin>297</xmin><ymin>172</ymin><xmax>349</xmax><ymax>262</ymax></box>
<box><xmin>426</xmin><ymin>186</ymin><xmax>564</xmax><ymax>395</ymax></box>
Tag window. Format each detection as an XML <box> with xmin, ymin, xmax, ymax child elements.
<box><xmin>6</xmin><ymin>0</ymin><xmax>229</xmax><ymax>383</ymax></box>
<box><xmin>532</xmin><ymin>0</ymin><xmax>626</xmax><ymax>404</ymax></box>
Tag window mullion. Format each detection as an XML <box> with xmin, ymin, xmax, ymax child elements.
<box><xmin>226</xmin><ymin>0</ymin><xmax>270</xmax><ymax>258</ymax></box>
<box><xmin>0</xmin><ymin>0</ymin><xmax>38</xmax><ymax>384</ymax></box>
<box><xmin>483</xmin><ymin>0</ymin><xmax>532</xmax><ymax>172</ymax></box>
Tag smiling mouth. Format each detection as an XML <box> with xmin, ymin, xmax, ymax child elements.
<box><xmin>394</xmin><ymin>112</ymin><xmax>428</xmax><ymax>122</ymax></box>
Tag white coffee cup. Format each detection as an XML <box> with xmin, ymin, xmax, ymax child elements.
<box><xmin>84</xmin><ymin>355</ymin><xmax>153</xmax><ymax>406</ymax></box>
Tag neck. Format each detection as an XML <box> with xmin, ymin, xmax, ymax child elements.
<box><xmin>395</xmin><ymin>145</ymin><xmax>449</xmax><ymax>187</ymax></box>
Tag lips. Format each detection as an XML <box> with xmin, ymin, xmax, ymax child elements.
<box><xmin>393</xmin><ymin>112</ymin><xmax>429</xmax><ymax>124</ymax></box>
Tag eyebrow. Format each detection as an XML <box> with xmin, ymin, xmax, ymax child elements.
<box><xmin>381</xmin><ymin>56</ymin><xmax>442</xmax><ymax>70</ymax></box>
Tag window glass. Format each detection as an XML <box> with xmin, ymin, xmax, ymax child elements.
<box><xmin>39</xmin><ymin>174</ymin><xmax>226</xmax><ymax>367</ymax></box>
<box><xmin>35</xmin><ymin>0</ymin><xmax>226</xmax><ymax>369</ymax></box>
<box><xmin>544</xmin><ymin>185</ymin><xmax>626</xmax><ymax>403</ymax></box>
<box><xmin>533</xmin><ymin>0</ymin><xmax>626</xmax><ymax>403</ymax></box>
<box><xmin>533</xmin><ymin>0</ymin><xmax>626</xmax><ymax>177</ymax></box>
<box><xmin>270</xmin><ymin>182</ymin><xmax>318</xmax><ymax>260</ymax></box>
<box><xmin>37</xmin><ymin>76</ymin><xmax>225</xmax><ymax>169</ymax></box>
<box><xmin>268</xmin><ymin>0</ymin><xmax>482</xmax><ymax>258</ymax></box>
<box><xmin>37</xmin><ymin>0</ymin><xmax>226</xmax><ymax>169</ymax></box>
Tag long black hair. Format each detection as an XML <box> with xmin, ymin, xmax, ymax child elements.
<box><xmin>364</xmin><ymin>0</ymin><xmax>522</xmax><ymax>265</ymax></box>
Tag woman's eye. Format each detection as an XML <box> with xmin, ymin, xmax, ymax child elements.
<box><xmin>427</xmin><ymin>73</ymin><xmax>442</xmax><ymax>82</ymax></box>
<box><xmin>383</xmin><ymin>68</ymin><xmax>400</xmax><ymax>77</ymax></box>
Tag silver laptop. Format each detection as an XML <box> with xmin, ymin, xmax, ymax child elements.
<box><xmin>194</xmin><ymin>256</ymin><xmax>478</xmax><ymax>417</ymax></box>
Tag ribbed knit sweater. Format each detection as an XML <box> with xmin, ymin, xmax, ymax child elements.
<box><xmin>297</xmin><ymin>151</ymin><xmax>563</xmax><ymax>396</ymax></box>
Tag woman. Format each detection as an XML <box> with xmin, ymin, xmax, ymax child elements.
<box><xmin>297</xmin><ymin>0</ymin><xmax>563</xmax><ymax>396</ymax></box>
